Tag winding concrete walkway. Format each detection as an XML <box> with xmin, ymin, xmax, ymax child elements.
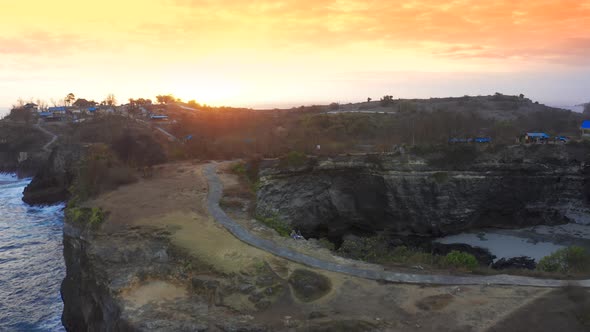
<box><xmin>204</xmin><ymin>164</ymin><xmax>590</xmax><ymax>288</ymax></box>
<box><xmin>155</xmin><ymin>126</ymin><xmax>177</xmax><ymax>142</ymax></box>
<box><xmin>35</xmin><ymin>119</ymin><xmax>58</xmax><ymax>152</ymax></box>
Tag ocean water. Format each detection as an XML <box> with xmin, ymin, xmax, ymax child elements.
<box><xmin>0</xmin><ymin>173</ymin><xmax>65</xmax><ymax>331</ymax></box>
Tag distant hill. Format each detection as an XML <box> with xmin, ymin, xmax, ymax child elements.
<box><xmin>325</xmin><ymin>94</ymin><xmax>569</xmax><ymax>122</ymax></box>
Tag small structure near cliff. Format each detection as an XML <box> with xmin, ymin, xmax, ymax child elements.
<box><xmin>582</xmin><ymin>120</ymin><xmax>590</xmax><ymax>138</ymax></box>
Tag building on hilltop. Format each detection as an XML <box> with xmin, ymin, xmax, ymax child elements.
<box><xmin>48</xmin><ymin>106</ymin><xmax>66</xmax><ymax>114</ymax></box>
<box><xmin>24</xmin><ymin>103</ymin><xmax>38</xmax><ymax>111</ymax></box>
<box><xmin>524</xmin><ymin>132</ymin><xmax>549</xmax><ymax>144</ymax></box>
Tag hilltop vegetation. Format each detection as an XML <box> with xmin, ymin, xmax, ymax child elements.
<box><xmin>166</xmin><ymin>94</ymin><xmax>583</xmax><ymax>160</ymax></box>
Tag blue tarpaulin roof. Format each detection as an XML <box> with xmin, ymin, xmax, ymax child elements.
<box><xmin>581</xmin><ymin>120</ymin><xmax>590</xmax><ymax>129</ymax></box>
<box><xmin>526</xmin><ymin>132</ymin><xmax>549</xmax><ymax>138</ymax></box>
<box><xmin>38</xmin><ymin>112</ymin><xmax>52</xmax><ymax>117</ymax></box>
<box><xmin>48</xmin><ymin>107</ymin><xmax>66</xmax><ymax>112</ymax></box>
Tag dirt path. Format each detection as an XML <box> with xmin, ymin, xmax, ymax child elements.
<box><xmin>204</xmin><ymin>163</ymin><xmax>590</xmax><ymax>288</ymax></box>
<box><xmin>35</xmin><ymin>119</ymin><xmax>57</xmax><ymax>152</ymax></box>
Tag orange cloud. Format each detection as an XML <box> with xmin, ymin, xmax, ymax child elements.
<box><xmin>1</xmin><ymin>0</ymin><xmax>589</xmax><ymax>107</ymax></box>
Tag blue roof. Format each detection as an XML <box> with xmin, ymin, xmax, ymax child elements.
<box><xmin>526</xmin><ymin>132</ymin><xmax>549</xmax><ymax>138</ymax></box>
<box><xmin>88</xmin><ymin>107</ymin><xmax>98</xmax><ymax>112</ymax></box>
<box><xmin>48</xmin><ymin>106</ymin><xmax>66</xmax><ymax>112</ymax></box>
<box><xmin>150</xmin><ymin>115</ymin><xmax>168</xmax><ymax>119</ymax></box>
<box><xmin>475</xmin><ymin>137</ymin><xmax>492</xmax><ymax>143</ymax></box>
<box><xmin>581</xmin><ymin>120</ymin><xmax>590</xmax><ymax>129</ymax></box>
<box><xmin>38</xmin><ymin>112</ymin><xmax>52</xmax><ymax>117</ymax></box>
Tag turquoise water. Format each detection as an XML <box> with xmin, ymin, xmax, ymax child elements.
<box><xmin>0</xmin><ymin>173</ymin><xmax>65</xmax><ymax>331</ymax></box>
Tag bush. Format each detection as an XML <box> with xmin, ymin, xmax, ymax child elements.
<box><xmin>70</xmin><ymin>144</ymin><xmax>137</xmax><ymax>201</ymax></box>
<box><xmin>112</xmin><ymin>133</ymin><xmax>166</xmax><ymax>167</ymax></box>
<box><xmin>280</xmin><ymin>151</ymin><xmax>306</xmax><ymax>168</ymax></box>
<box><xmin>65</xmin><ymin>206</ymin><xmax>105</xmax><ymax>229</ymax></box>
<box><xmin>537</xmin><ymin>246</ymin><xmax>590</xmax><ymax>274</ymax></box>
<box><xmin>431</xmin><ymin>172</ymin><xmax>449</xmax><ymax>183</ymax></box>
<box><xmin>255</xmin><ymin>214</ymin><xmax>291</xmax><ymax>237</ymax></box>
<box><xmin>230</xmin><ymin>162</ymin><xmax>246</xmax><ymax>175</ymax></box>
<box><xmin>380</xmin><ymin>95</ymin><xmax>394</xmax><ymax>107</ymax></box>
<box><xmin>441</xmin><ymin>251</ymin><xmax>478</xmax><ymax>270</ymax></box>
<box><xmin>317</xmin><ymin>238</ymin><xmax>336</xmax><ymax>251</ymax></box>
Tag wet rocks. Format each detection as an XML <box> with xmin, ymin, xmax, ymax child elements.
<box><xmin>492</xmin><ymin>256</ymin><xmax>536</xmax><ymax>270</ymax></box>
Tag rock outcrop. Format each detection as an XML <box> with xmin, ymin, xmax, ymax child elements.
<box><xmin>492</xmin><ymin>256</ymin><xmax>537</xmax><ymax>270</ymax></box>
<box><xmin>22</xmin><ymin>145</ymin><xmax>81</xmax><ymax>205</ymax></box>
<box><xmin>256</xmin><ymin>146</ymin><xmax>590</xmax><ymax>241</ymax></box>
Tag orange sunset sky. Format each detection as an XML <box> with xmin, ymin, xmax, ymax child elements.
<box><xmin>1</xmin><ymin>0</ymin><xmax>589</xmax><ymax>109</ymax></box>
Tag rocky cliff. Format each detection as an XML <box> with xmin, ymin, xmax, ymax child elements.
<box><xmin>22</xmin><ymin>145</ymin><xmax>82</xmax><ymax>205</ymax></box>
<box><xmin>0</xmin><ymin>122</ymin><xmax>52</xmax><ymax>177</ymax></box>
<box><xmin>255</xmin><ymin>145</ymin><xmax>590</xmax><ymax>242</ymax></box>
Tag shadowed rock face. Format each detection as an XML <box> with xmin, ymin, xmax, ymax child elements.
<box><xmin>22</xmin><ymin>146</ymin><xmax>81</xmax><ymax>206</ymax></box>
<box><xmin>255</xmin><ymin>152</ymin><xmax>590</xmax><ymax>241</ymax></box>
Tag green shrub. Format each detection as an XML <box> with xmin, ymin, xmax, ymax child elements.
<box><xmin>431</xmin><ymin>172</ymin><xmax>449</xmax><ymax>183</ymax></box>
<box><xmin>230</xmin><ymin>162</ymin><xmax>246</xmax><ymax>175</ymax></box>
<box><xmin>537</xmin><ymin>246</ymin><xmax>590</xmax><ymax>274</ymax></box>
<box><xmin>280</xmin><ymin>151</ymin><xmax>306</xmax><ymax>168</ymax></box>
<box><xmin>318</xmin><ymin>238</ymin><xmax>335</xmax><ymax>251</ymax></box>
<box><xmin>70</xmin><ymin>144</ymin><xmax>137</xmax><ymax>201</ymax></box>
<box><xmin>441</xmin><ymin>251</ymin><xmax>478</xmax><ymax>270</ymax></box>
<box><xmin>255</xmin><ymin>214</ymin><xmax>291</xmax><ymax>237</ymax></box>
<box><xmin>65</xmin><ymin>206</ymin><xmax>105</xmax><ymax>229</ymax></box>
<box><xmin>338</xmin><ymin>236</ymin><xmax>388</xmax><ymax>262</ymax></box>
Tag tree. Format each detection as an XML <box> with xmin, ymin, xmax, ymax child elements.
<box><xmin>367</xmin><ymin>97</ymin><xmax>372</xmax><ymax>102</ymax></box>
<box><xmin>65</xmin><ymin>93</ymin><xmax>75</xmax><ymax>106</ymax></box>
<box><xmin>380</xmin><ymin>95</ymin><xmax>394</xmax><ymax>107</ymax></box>
<box><xmin>73</xmin><ymin>98</ymin><xmax>97</xmax><ymax>108</ymax></box>
<box><xmin>156</xmin><ymin>94</ymin><xmax>175</xmax><ymax>104</ymax></box>
<box><xmin>104</xmin><ymin>94</ymin><xmax>117</xmax><ymax>106</ymax></box>
<box><xmin>584</xmin><ymin>103</ymin><xmax>590</xmax><ymax>116</ymax></box>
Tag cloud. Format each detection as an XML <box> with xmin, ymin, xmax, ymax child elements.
<box><xmin>0</xmin><ymin>31</ymin><xmax>97</xmax><ymax>56</ymax></box>
<box><xmin>157</xmin><ymin>0</ymin><xmax>590</xmax><ymax>65</ymax></box>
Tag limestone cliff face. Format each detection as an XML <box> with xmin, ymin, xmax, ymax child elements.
<box><xmin>61</xmin><ymin>222</ymin><xmax>136</xmax><ymax>331</ymax></box>
<box><xmin>255</xmin><ymin>149</ymin><xmax>590</xmax><ymax>239</ymax></box>
<box><xmin>22</xmin><ymin>145</ymin><xmax>81</xmax><ymax>205</ymax></box>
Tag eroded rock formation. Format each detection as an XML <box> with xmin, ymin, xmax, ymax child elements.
<box><xmin>256</xmin><ymin>146</ymin><xmax>590</xmax><ymax>242</ymax></box>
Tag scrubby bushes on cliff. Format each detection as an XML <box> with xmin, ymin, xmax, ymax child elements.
<box><xmin>279</xmin><ymin>151</ymin><xmax>307</xmax><ymax>168</ymax></box>
<box><xmin>70</xmin><ymin>144</ymin><xmax>137</xmax><ymax>201</ymax></box>
<box><xmin>228</xmin><ymin>158</ymin><xmax>261</xmax><ymax>193</ymax></box>
<box><xmin>337</xmin><ymin>236</ymin><xmax>480</xmax><ymax>270</ymax></box>
<box><xmin>537</xmin><ymin>246</ymin><xmax>590</xmax><ymax>274</ymax></box>
<box><xmin>255</xmin><ymin>213</ymin><xmax>291</xmax><ymax>237</ymax></box>
<box><xmin>65</xmin><ymin>206</ymin><xmax>105</xmax><ymax>229</ymax></box>
<box><xmin>112</xmin><ymin>133</ymin><xmax>166</xmax><ymax>167</ymax></box>
<box><xmin>338</xmin><ymin>238</ymin><xmax>437</xmax><ymax>266</ymax></box>
<box><xmin>441</xmin><ymin>251</ymin><xmax>478</xmax><ymax>270</ymax></box>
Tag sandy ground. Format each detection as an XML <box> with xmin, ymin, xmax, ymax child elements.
<box><xmin>87</xmin><ymin>161</ymin><xmax>588</xmax><ymax>331</ymax></box>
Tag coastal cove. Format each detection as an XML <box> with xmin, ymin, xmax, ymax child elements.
<box><xmin>0</xmin><ymin>173</ymin><xmax>65</xmax><ymax>331</ymax></box>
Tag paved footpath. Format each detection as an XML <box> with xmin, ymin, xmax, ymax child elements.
<box><xmin>35</xmin><ymin>119</ymin><xmax>58</xmax><ymax>152</ymax></box>
<box><xmin>204</xmin><ymin>163</ymin><xmax>590</xmax><ymax>288</ymax></box>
